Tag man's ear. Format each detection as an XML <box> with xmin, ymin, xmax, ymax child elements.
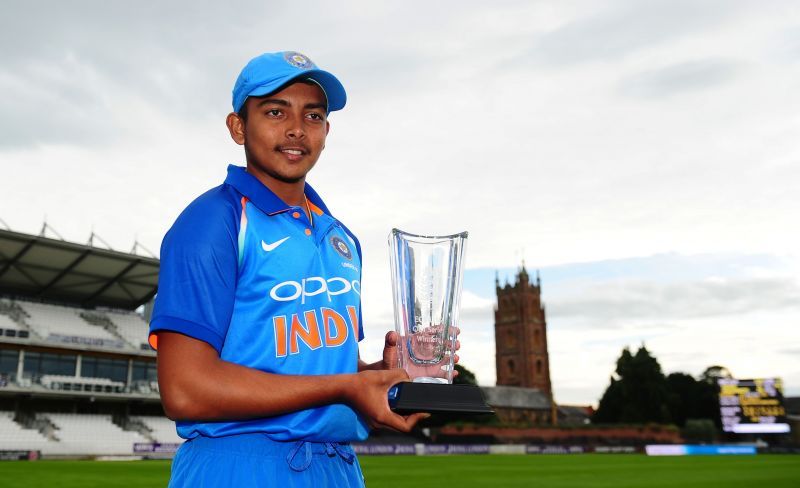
<box><xmin>226</xmin><ymin>112</ymin><xmax>246</xmax><ymax>145</ymax></box>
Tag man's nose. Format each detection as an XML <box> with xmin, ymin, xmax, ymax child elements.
<box><xmin>286</xmin><ymin>119</ymin><xmax>305</xmax><ymax>138</ymax></box>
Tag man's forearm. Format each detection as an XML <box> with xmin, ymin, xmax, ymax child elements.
<box><xmin>158</xmin><ymin>331</ymin><xmax>424</xmax><ymax>432</ymax></box>
<box><xmin>168</xmin><ymin>360</ymin><xmax>358</xmax><ymax>421</ymax></box>
<box><xmin>158</xmin><ymin>331</ymin><xmax>358</xmax><ymax>421</ymax></box>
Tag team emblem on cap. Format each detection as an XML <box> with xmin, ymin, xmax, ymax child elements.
<box><xmin>284</xmin><ymin>51</ymin><xmax>315</xmax><ymax>70</ymax></box>
<box><xmin>330</xmin><ymin>236</ymin><xmax>352</xmax><ymax>260</ymax></box>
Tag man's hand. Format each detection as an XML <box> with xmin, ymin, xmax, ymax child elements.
<box><xmin>350</xmin><ymin>327</ymin><xmax>462</xmax><ymax>432</ymax></box>
<box><xmin>359</xmin><ymin>329</ymin><xmax>461</xmax><ymax>372</ymax></box>
<box><xmin>345</xmin><ymin>368</ymin><xmax>429</xmax><ymax>432</ymax></box>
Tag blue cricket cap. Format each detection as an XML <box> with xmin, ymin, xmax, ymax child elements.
<box><xmin>232</xmin><ymin>51</ymin><xmax>346</xmax><ymax>114</ymax></box>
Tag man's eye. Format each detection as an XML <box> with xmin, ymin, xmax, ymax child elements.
<box><xmin>266</xmin><ymin>109</ymin><xmax>282</xmax><ymax>116</ymax></box>
<box><xmin>307</xmin><ymin>113</ymin><xmax>324</xmax><ymax>121</ymax></box>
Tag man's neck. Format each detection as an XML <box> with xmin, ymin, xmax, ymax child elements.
<box><xmin>245</xmin><ymin>165</ymin><xmax>306</xmax><ymax>207</ymax></box>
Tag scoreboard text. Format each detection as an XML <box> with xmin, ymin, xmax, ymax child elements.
<box><xmin>718</xmin><ymin>378</ymin><xmax>790</xmax><ymax>434</ymax></box>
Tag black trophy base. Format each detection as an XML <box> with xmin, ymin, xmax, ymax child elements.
<box><xmin>388</xmin><ymin>382</ymin><xmax>494</xmax><ymax>415</ymax></box>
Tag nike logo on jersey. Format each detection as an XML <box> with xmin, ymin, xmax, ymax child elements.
<box><xmin>262</xmin><ymin>237</ymin><xmax>290</xmax><ymax>252</ymax></box>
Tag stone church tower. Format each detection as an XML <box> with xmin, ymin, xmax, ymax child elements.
<box><xmin>494</xmin><ymin>265</ymin><xmax>552</xmax><ymax>398</ymax></box>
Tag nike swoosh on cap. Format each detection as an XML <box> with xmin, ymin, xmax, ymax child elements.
<box><xmin>261</xmin><ymin>236</ymin><xmax>290</xmax><ymax>252</ymax></box>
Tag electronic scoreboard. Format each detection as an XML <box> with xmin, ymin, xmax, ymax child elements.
<box><xmin>718</xmin><ymin>378</ymin><xmax>790</xmax><ymax>434</ymax></box>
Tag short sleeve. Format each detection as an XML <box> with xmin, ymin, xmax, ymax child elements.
<box><xmin>149</xmin><ymin>187</ymin><xmax>240</xmax><ymax>353</ymax></box>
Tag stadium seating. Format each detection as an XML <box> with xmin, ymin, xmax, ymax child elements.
<box><xmin>0</xmin><ymin>412</ymin><xmax>180</xmax><ymax>455</ymax></box>
<box><xmin>17</xmin><ymin>301</ymin><xmax>120</xmax><ymax>342</ymax></box>
<box><xmin>0</xmin><ymin>411</ymin><xmax>50</xmax><ymax>451</ymax></box>
<box><xmin>0</xmin><ymin>311</ymin><xmax>29</xmax><ymax>335</ymax></box>
<box><xmin>104</xmin><ymin>310</ymin><xmax>150</xmax><ymax>349</ymax></box>
<box><xmin>39</xmin><ymin>413</ymin><xmax>147</xmax><ymax>455</ymax></box>
<box><xmin>130</xmin><ymin>416</ymin><xmax>183</xmax><ymax>444</ymax></box>
<box><xmin>131</xmin><ymin>380</ymin><xmax>160</xmax><ymax>395</ymax></box>
<box><xmin>40</xmin><ymin>374</ymin><xmax>126</xmax><ymax>393</ymax></box>
<box><xmin>0</xmin><ymin>313</ymin><xmax>21</xmax><ymax>330</ymax></box>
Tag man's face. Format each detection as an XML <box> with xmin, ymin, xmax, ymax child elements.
<box><xmin>230</xmin><ymin>81</ymin><xmax>330</xmax><ymax>185</ymax></box>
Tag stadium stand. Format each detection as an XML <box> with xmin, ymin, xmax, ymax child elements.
<box><xmin>104</xmin><ymin>309</ymin><xmax>152</xmax><ymax>350</ymax></box>
<box><xmin>0</xmin><ymin>411</ymin><xmax>49</xmax><ymax>451</ymax></box>
<box><xmin>39</xmin><ymin>413</ymin><xmax>147</xmax><ymax>455</ymax></box>
<box><xmin>40</xmin><ymin>375</ymin><xmax>126</xmax><ymax>394</ymax></box>
<box><xmin>18</xmin><ymin>300</ymin><xmax>120</xmax><ymax>344</ymax></box>
<box><xmin>0</xmin><ymin>299</ymin><xmax>34</xmax><ymax>340</ymax></box>
<box><xmin>130</xmin><ymin>416</ymin><xmax>184</xmax><ymax>444</ymax></box>
<box><xmin>0</xmin><ymin>313</ymin><xmax>30</xmax><ymax>340</ymax></box>
<box><xmin>1</xmin><ymin>227</ymin><xmax>166</xmax><ymax>457</ymax></box>
<box><xmin>0</xmin><ymin>313</ymin><xmax>21</xmax><ymax>330</ymax></box>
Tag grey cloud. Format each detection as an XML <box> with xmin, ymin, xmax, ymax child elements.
<box><xmin>630</xmin><ymin>322</ymin><xmax>679</xmax><ymax>330</ymax></box>
<box><xmin>458</xmin><ymin>304</ymin><xmax>494</xmax><ymax>325</ymax></box>
<box><xmin>0</xmin><ymin>0</ymin><xmax>475</xmax><ymax>148</ymax></box>
<box><xmin>0</xmin><ymin>1</ymin><xmax>262</xmax><ymax>147</ymax></box>
<box><xmin>548</xmin><ymin>277</ymin><xmax>800</xmax><ymax>321</ymax></box>
<box><xmin>619</xmin><ymin>58</ymin><xmax>743</xmax><ymax>98</ymax></box>
<box><xmin>530</xmin><ymin>0</ymin><xmax>742</xmax><ymax>65</ymax></box>
<box><xmin>771</xmin><ymin>26</ymin><xmax>800</xmax><ymax>63</ymax></box>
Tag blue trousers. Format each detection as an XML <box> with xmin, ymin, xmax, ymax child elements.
<box><xmin>168</xmin><ymin>433</ymin><xmax>365</xmax><ymax>487</ymax></box>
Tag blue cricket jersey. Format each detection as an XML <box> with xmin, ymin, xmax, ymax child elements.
<box><xmin>149</xmin><ymin>165</ymin><xmax>369</xmax><ymax>442</ymax></box>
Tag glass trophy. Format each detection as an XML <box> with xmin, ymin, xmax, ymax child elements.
<box><xmin>387</xmin><ymin>228</ymin><xmax>493</xmax><ymax>414</ymax></box>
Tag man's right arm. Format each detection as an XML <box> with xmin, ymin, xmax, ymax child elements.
<box><xmin>156</xmin><ymin>331</ymin><xmax>427</xmax><ymax>432</ymax></box>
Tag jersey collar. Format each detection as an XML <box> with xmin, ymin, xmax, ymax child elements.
<box><xmin>224</xmin><ymin>165</ymin><xmax>332</xmax><ymax>217</ymax></box>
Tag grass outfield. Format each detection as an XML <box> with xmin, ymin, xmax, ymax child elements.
<box><xmin>0</xmin><ymin>455</ymin><xmax>797</xmax><ymax>487</ymax></box>
<box><xmin>362</xmin><ymin>454</ymin><xmax>800</xmax><ymax>487</ymax></box>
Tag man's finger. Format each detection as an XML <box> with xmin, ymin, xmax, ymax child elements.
<box><xmin>384</xmin><ymin>331</ymin><xmax>398</xmax><ymax>347</ymax></box>
<box><xmin>402</xmin><ymin>412</ymin><xmax>430</xmax><ymax>429</ymax></box>
<box><xmin>379</xmin><ymin>413</ymin><xmax>413</xmax><ymax>432</ymax></box>
<box><xmin>381</xmin><ymin>411</ymin><xmax>429</xmax><ymax>433</ymax></box>
<box><xmin>382</xmin><ymin>331</ymin><xmax>400</xmax><ymax>370</ymax></box>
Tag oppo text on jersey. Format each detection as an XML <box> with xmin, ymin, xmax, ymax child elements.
<box><xmin>269</xmin><ymin>276</ymin><xmax>361</xmax><ymax>304</ymax></box>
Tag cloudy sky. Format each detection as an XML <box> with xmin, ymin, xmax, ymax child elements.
<box><xmin>1</xmin><ymin>1</ymin><xmax>798</xmax><ymax>404</ymax></box>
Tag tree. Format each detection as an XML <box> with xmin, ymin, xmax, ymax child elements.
<box><xmin>666</xmin><ymin>372</ymin><xmax>698</xmax><ymax>426</ymax></box>
<box><xmin>699</xmin><ymin>365</ymin><xmax>732</xmax><ymax>385</ymax></box>
<box><xmin>594</xmin><ymin>347</ymin><xmax>728</xmax><ymax>429</ymax></box>
<box><xmin>696</xmin><ymin>366</ymin><xmax>727</xmax><ymax>428</ymax></box>
<box><xmin>453</xmin><ymin>364</ymin><xmax>478</xmax><ymax>386</ymax></box>
<box><xmin>593</xmin><ymin>345</ymin><xmax>671</xmax><ymax>424</ymax></box>
<box><xmin>593</xmin><ymin>377</ymin><xmax>624</xmax><ymax>423</ymax></box>
<box><xmin>666</xmin><ymin>371</ymin><xmax>723</xmax><ymax>428</ymax></box>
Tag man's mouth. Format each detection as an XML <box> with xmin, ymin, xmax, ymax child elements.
<box><xmin>277</xmin><ymin>146</ymin><xmax>308</xmax><ymax>161</ymax></box>
<box><xmin>278</xmin><ymin>146</ymin><xmax>308</xmax><ymax>155</ymax></box>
